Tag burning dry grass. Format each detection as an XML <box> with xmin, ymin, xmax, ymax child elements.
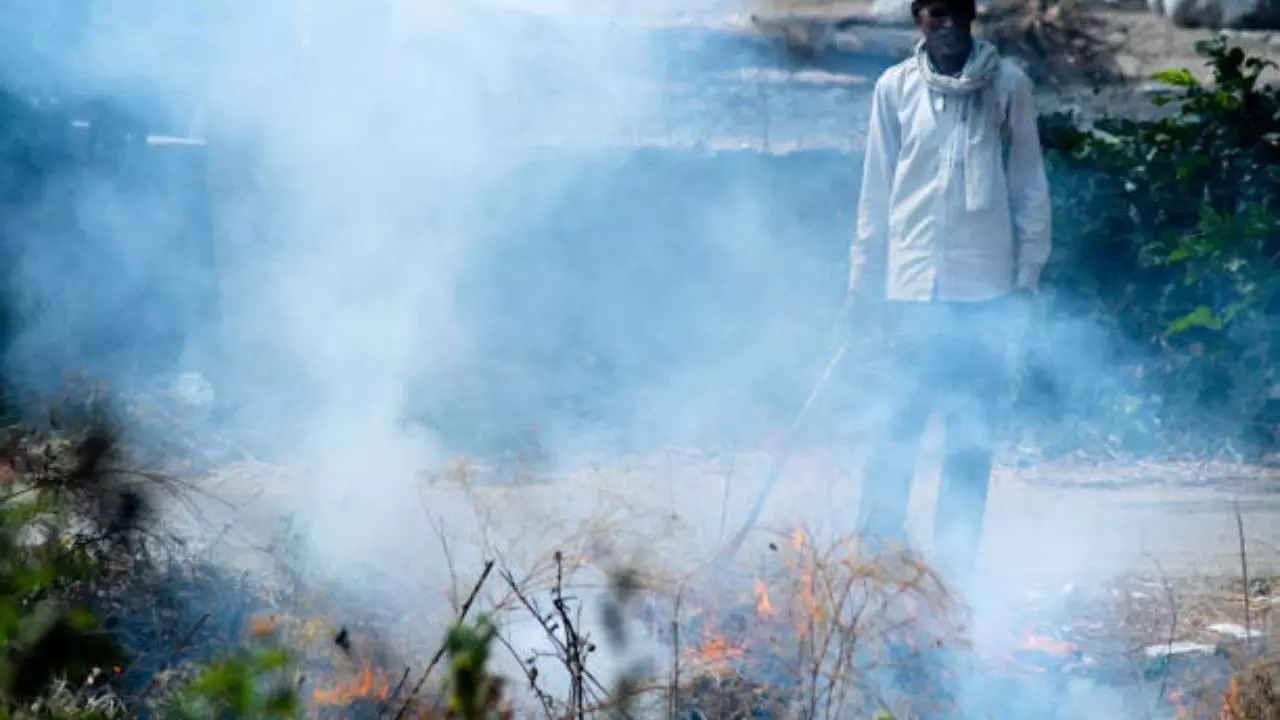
<box><xmin>174</xmin><ymin>446</ymin><xmax>1280</xmax><ymax>719</ymax></box>
<box><xmin>1168</xmin><ymin>658</ymin><xmax>1280</xmax><ymax>720</ymax></box>
<box><xmin>198</xmin><ymin>483</ymin><xmax>978</xmax><ymax>719</ymax></box>
<box><xmin>668</xmin><ymin>528</ymin><xmax>970</xmax><ymax>719</ymax></box>
<box><xmin>1213</xmin><ymin>660</ymin><xmax>1280</xmax><ymax>720</ymax></box>
<box><xmin>9</xmin><ymin>391</ymin><xmax>1280</xmax><ymax>719</ymax></box>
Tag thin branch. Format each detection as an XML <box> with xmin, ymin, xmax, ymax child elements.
<box><xmin>428</xmin><ymin>514</ymin><xmax>461</xmax><ymax>613</ymax></box>
<box><xmin>494</xmin><ymin>631</ymin><xmax>557</xmax><ymax>718</ymax></box>
<box><xmin>376</xmin><ymin>667</ymin><xmax>411</xmax><ymax>719</ymax></box>
<box><xmin>551</xmin><ymin>551</ymin><xmax>587</xmax><ymax>719</ymax></box>
<box><xmin>1236</xmin><ymin>504</ymin><xmax>1254</xmax><ymax>653</ymax></box>
<box><xmin>499</xmin><ymin>566</ymin><xmax>624</xmax><ymax>713</ymax></box>
<box><xmin>395</xmin><ymin>559</ymin><xmax>496</xmax><ymax>720</ymax></box>
<box><xmin>717</xmin><ymin>440</ymin><xmax>737</xmax><ymax>543</ymax></box>
<box><xmin>669</xmin><ymin>587</ymin><xmax>683</xmax><ymax>720</ymax></box>
<box><xmin>134</xmin><ymin>611</ymin><xmax>211</xmax><ymax>701</ymax></box>
<box><xmin>1145</xmin><ymin>553</ymin><xmax>1177</xmax><ymax>711</ymax></box>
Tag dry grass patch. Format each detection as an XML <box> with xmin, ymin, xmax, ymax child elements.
<box><xmin>670</xmin><ymin>528</ymin><xmax>969</xmax><ymax>719</ymax></box>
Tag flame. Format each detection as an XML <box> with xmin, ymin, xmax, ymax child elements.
<box><xmin>248</xmin><ymin>612</ymin><xmax>278</xmax><ymax>638</ymax></box>
<box><xmin>682</xmin><ymin>634</ymin><xmax>746</xmax><ymax>677</ymax></box>
<box><xmin>312</xmin><ymin>666</ymin><xmax>391</xmax><ymax>706</ymax></box>
<box><xmin>774</xmin><ymin>528</ymin><xmax>821</xmax><ymax>639</ymax></box>
<box><xmin>1219</xmin><ymin>676</ymin><xmax>1239</xmax><ymax>720</ymax></box>
<box><xmin>799</xmin><ymin>570</ymin><xmax>817</xmax><ymax>623</ymax></box>
<box><xmin>797</xmin><ymin>539</ymin><xmax>818</xmax><ymax>632</ymax></box>
<box><xmin>1018</xmin><ymin>632</ymin><xmax>1078</xmax><ymax>656</ymax></box>
<box><xmin>754</xmin><ymin>580</ymin><xmax>774</xmax><ymax>617</ymax></box>
<box><xmin>699</xmin><ymin>635</ymin><xmax>745</xmax><ymax>662</ymax></box>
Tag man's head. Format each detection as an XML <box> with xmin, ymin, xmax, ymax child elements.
<box><xmin>910</xmin><ymin>0</ymin><xmax>976</xmax><ymax>68</ymax></box>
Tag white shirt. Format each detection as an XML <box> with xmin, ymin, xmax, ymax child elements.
<box><xmin>850</xmin><ymin>54</ymin><xmax>1052</xmax><ymax>302</ymax></box>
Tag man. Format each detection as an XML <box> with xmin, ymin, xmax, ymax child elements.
<box><xmin>845</xmin><ymin>0</ymin><xmax>1051</xmax><ymax>585</ymax></box>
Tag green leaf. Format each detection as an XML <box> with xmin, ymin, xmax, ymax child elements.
<box><xmin>257</xmin><ymin>646</ymin><xmax>293</xmax><ymax>672</ymax></box>
<box><xmin>263</xmin><ymin>686</ymin><xmax>299</xmax><ymax>717</ymax></box>
<box><xmin>1152</xmin><ymin>69</ymin><xmax>1199</xmax><ymax>88</ymax></box>
<box><xmin>70</xmin><ymin>607</ymin><xmax>99</xmax><ymax>630</ymax></box>
<box><xmin>1166</xmin><ymin>306</ymin><xmax>1223</xmax><ymax>335</ymax></box>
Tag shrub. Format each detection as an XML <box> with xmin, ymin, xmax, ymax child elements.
<box><xmin>161</xmin><ymin>639</ymin><xmax>299</xmax><ymax>720</ymax></box>
<box><xmin>0</xmin><ymin>412</ymin><xmax>301</xmax><ymax>720</ymax></box>
<box><xmin>1028</xmin><ymin>38</ymin><xmax>1280</xmax><ymax>455</ymax></box>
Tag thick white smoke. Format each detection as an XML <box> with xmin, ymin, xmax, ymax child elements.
<box><xmin>0</xmin><ymin>2</ymin><xmax>1224</xmax><ymax>716</ymax></box>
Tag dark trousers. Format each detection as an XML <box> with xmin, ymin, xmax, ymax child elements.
<box><xmin>855</xmin><ymin>297</ymin><xmax>1014</xmax><ymax>582</ymax></box>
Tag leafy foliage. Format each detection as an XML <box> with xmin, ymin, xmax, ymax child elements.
<box><xmin>0</xmin><ymin>433</ymin><xmax>129</xmax><ymax>709</ymax></box>
<box><xmin>1029</xmin><ymin>38</ymin><xmax>1280</xmax><ymax>454</ymax></box>
<box><xmin>161</xmin><ymin>639</ymin><xmax>299</xmax><ymax>720</ymax></box>
<box><xmin>442</xmin><ymin>614</ymin><xmax>506</xmax><ymax>720</ymax></box>
<box><xmin>0</xmin><ymin>414</ymin><xmax>302</xmax><ymax>720</ymax></box>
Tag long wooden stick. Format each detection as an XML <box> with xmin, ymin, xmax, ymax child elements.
<box><xmin>1236</xmin><ymin>505</ymin><xmax>1253</xmax><ymax>652</ymax></box>
<box><xmin>716</xmin><ymin>342</ymin><xmax>850</xmax><ymax>565</ymax></box>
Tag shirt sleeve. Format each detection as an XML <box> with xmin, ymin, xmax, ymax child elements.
<box><xmin>1004</xmin><ymin>69</ymin><xmax>1052</xmax><ymax>293</ymax></box>
<box><xmin>850</xmin><ymin>71</ymin><xmax>901</xmax><ymax>297</ymax></box>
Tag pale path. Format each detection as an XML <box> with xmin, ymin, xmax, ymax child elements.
<box><xmin>730</xmin><ymin>425</ymin><xmax>1280</xmax><ymax>583</ymax></box>
<box><xmin>977</xmin><ymin>465</ymin><xmax>1280</xmax><ymax>581</ymax></box>
<box><xmin>172</xmin><ymin>422</ymin><xmax>1280</xmax><ymax>592</ymax></box>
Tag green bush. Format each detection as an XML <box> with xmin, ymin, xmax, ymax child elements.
<box><xmin>0</xmin><ymin>437</ymin><xmax>127</xmax><ymax>710</ymax></box>
<box><xmin>0</xmin><ymin>417</ymin><xmax>302</xmax><ymax>720</ymax></box>
<box><xmin>161</xmin><ymin>640</ymin><xmax>299</xmax><ymax>720</ymax></box>
<box><xmin>1030</xmin><ymin>38</ymin><xmax>1280</xmax><ymax>454</ymax></box>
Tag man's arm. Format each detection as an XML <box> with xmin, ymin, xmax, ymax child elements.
<box><xmin>850</xmin><ymin>72</ymin><xmax>901</xmax><ymax>299</ymax></box>
<box><xmin>1005</xmin><ymin>69</ymin><xmax>1052</xmax><ymax>294</ymax></box>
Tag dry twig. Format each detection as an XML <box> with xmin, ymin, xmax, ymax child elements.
<box><xmin>134</xmin><ymin>611</ymin><xmax>211</xmax><ymax>702</ymax></box>
<box><xmin>1236</xmin><ymin>505</ymin><xmax>1253</xmax><ymax>653</ymax></box>
<box><xmin>394</xmin><ymin>559</ymin><xmax>496</xmax><ymax>720</ymax></box>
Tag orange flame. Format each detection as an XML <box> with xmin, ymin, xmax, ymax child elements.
<box><xmin>797</xmin><ymin>539</ymin><xmax>818</xmax><ymax>631</ymax></box>
<box><xmin>247</xmin><ymin>611</ymin><xmax>279</xmax><ymax>638</ymax></box>
<box><xmin>312</xmin><ymin>666</ymin><xmax>391</xmax><ymax>706</ymax></box>
<box><xmin>1168</xmin><ymin>690</ymin><xmax>1186</xmax><ymax>716</ymax></box>
<box><xmin>682</xmin><ymin>634</ymin><xmax>746</xmax><ymax>677</ymax></box>
<box><xmin>699</xmin><ymin>635</ymin><xmax>744</xmax><ymax>662</ymax></box>
<box><xmin>1219</xmin><ymin>676</ymin><xmax>1239</xmax><ymax>719</ymax></box>
<box><xmin>1018</xmin><ymin>632</ymin><xmax>1078</xmax><ymax>656</ymax></box>
<box><xmin>754</xmin><ymin>580</ymin><xmax>774</xmax><ymax>617</ymax></box>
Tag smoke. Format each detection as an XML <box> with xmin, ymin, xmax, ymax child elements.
<box><xmin>0</xmin><ymin>1</ymin><xmax>1212</xmax><ymax>716</ymax></box>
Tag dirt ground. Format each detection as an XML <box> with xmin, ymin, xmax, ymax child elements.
<box><xmin>176</xmin><ymin>423</ymin><xmax>1280</xmax><ymax>592</ymax></box>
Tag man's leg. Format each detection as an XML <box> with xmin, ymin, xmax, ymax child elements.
<box><xmin>856</xmin><ymin>302</ymin><xmax>936</xmax><ymax>550</ymax></box>
<box><xmin>933</xmin><ymin>301</ymin><xmax>1010</xmax><ymax>585</ymax></box>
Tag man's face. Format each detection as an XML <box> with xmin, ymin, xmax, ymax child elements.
<box><xmin>914</xmin><ymin>1</ymin><xmax>974</xmax><ymax>60</ymax></box>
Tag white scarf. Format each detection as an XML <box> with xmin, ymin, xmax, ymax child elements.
<box><xmin>914</xmin><ymin>38</ymin><xmax>1003</xmax><ymax>212</ymax></box>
